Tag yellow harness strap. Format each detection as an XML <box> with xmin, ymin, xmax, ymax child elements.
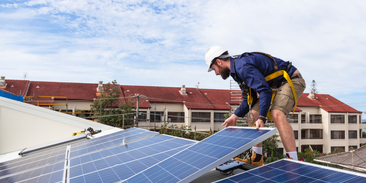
<box><xmin>247</xmin><ymin>70</ymin><xmax>297</xmax><ymax>122</ymax></box>
<box><xmin>265</xmin><ymin>70</ymin><xmax>297</xmax><ymax>120</ymax></box>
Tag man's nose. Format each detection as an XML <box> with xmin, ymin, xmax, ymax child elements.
<box><xmin>215</xmin><ymin>70</ymin><xmax>219</xmax><ymax>75</ymax></box>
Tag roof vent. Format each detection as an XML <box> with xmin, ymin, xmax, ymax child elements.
<box><xmin>204</xmin><ymin>93</ymin><xmax>207</xmax><ymax>95</ymax></box>
<box><xmin>180</xmin><ymin>85</ymin><xmax>187</xmax><ymax>95</ymax></box>
<box><xmin>10</xmin><ymin>85</ymin><xmax>14</xmax><ymax>87</ymax></box>
<box><xmin>127</xmin><ymin>90</ymin><xmax>130</xmax><ymax>92</ymax></box>
<box><xmin>36</xmin><ymin>86</ymin><xmax>40</xmax><ymax>88</ymax></box>
<box><xmin>189</xmin><ymin>92</ymin><xmax>192</xmax><ymax>94</ymax></box>
<box><xmin>97</xmin><ymin>81</ymin><xmax>104</xmax><ymax>92</ymax></box>
<box><xmin>0</xmin><ymin>76</ymin><xmax>6</xmax><ymax>88</ymax></box>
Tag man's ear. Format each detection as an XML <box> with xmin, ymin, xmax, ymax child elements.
<box><xmin>216</xmin><ymin>59</ymin><xmax>223</xmax><ymax>66</ymax></box>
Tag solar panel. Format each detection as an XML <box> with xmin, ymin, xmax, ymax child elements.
<box><xmin>125</xmin><ymin>127</ymin><xmax>278</xmax><ymax>183</ymax></box>
<box><xmin>69</xmin><ymin>134</ymin><xmax>196</xmax><ymax>183</ymax></box>
<box><xmin>0</xmin><ymin>128</ymin><xmax>158</xmax><ymax>183</ymax></box>
<box><xmin>214</xmin><ymin>159</ymin><xmax>366</xmax><ymax>183</ymax></box>
<box><xmin>0</xmin><ymin>128</ymin><xmax>155</xmax><ymax>175</ymax></box>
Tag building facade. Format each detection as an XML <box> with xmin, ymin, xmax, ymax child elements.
<box><xmin>282</xmin><ymin>94</ymin><xmax>365</xmax><ymax>154</ymax></box>
<box><xmin>1</xmin><ymin>77</ymin><xmax>364</xmax><ymax>153</ymax></box>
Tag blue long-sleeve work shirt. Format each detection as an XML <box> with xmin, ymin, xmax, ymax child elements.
<box><xmin>231</xmin><ymin>52</ymin><xmax>297</xmax><ymax>118</ymax></box>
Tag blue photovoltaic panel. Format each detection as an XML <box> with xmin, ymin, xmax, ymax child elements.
<box><xmin>125</xmin><ymin>127</ymin><xmax>278</xmax><ymax>183</ymax></box>
<box><xmin>0</xmin><ymin>161</ymin><xmax>65</xmax><ymax>183</ymax></box>
<box><xmin>0</xmin><ymin>128</ymin><xmax>158</xmax><ymax>183</ymax></box>
<box><xmin>0</xmin><ymin>127</ymin><xmax>155</xmax><ymax>179</ymax></box>
<box><xmin>69</xmin><ymin>128</ymin><xmax>158</xmax><ymax>158</ymax></box>
<box><xmin>0</xmin><ymin>127</ymin><xmax>157</xmax><ymax>181</ymax></box>
<box><xmin>69</xmin><ymin>134</ymin><xmax>196</xmax><ymax>183</ymax></box>
<box><xmin>214</xmin><ymin>159</ymin><xmax>366</xmax><ymax>183</ymax></box>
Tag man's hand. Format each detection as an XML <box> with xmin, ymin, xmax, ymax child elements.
<box><xmin>222</xmin><ymin>114</ymin><xmax>239</xmax><ymax>127</ymax></box>
<box><xmin>255</xmin><ymin>119</ymin><xmax>265</xmax><ymax>130</ymax></box>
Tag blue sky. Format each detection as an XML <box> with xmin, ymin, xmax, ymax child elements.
<box><xmin>1</xmin><ymin>0</ymin><xmax>366</xmax><ymax>117</ymax></box>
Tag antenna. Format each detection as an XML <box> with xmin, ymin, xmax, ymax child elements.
<box><xmin>23</xmin><ymin>72</ymin><xmax>27</xmax><ymax>80</ymax></box>
<box><xmin>195</xmin><ymin>82</ymin><xmax>200</xmax><ymax>88</ymax></box>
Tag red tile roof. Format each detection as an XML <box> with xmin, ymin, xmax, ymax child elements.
<box><xmin>2</xmin><ymin>80</ymin><xmax>29</xmax><ymax>96</ymax></box>
<box><xmin>119</xmin><ymin>85</ymin><xmax>234</xmax><ymax>110</ymax></box>
<box><xmin>298</xmin><ymin>93</ymin><xmax>361</xmax><ymax>113</ymax></box>
<box><xmin>3</xmin><ymin>79</ymin><xmax>361</xmax><ymax>113</ymax></box>
<box><xmin>26</xmin><ymin>81</ymin><xmax>99</xmax><ymax>100</ymax></box>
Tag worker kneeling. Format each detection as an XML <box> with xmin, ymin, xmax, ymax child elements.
<box><xmin>205</xmin><ymin>46</ymin><xmax>306</xmax><ymax>166</ymax></box>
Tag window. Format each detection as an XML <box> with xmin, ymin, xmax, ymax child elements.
<box><xmin>150</xmin><ymin>111</ymin><xmax>164</xmax><ymax>122</ymax></box>
<box><xmin>302</xmin><ymin>145</ymin><xmax>323</xmax><ymax>153</ymax></box>
<box><xmin>349</xmin><ymin>146</ymin><xmax>358</xmax><ymax>151</ymax></box>
<box><xmin>301</xmin><ymin>145</ymin><xmax>311</xmax><ymax>153</ymax></box>
<box><xmin>277</xmin><ymin>148</ymin><xmax>284</xmax><ymax>155</ymax></box>
<box><xmin>301</xmin><ymin>114</ymin><xmax>306</xmax><ymax>123</ymax></box>
<box><xmin>214</xmin><ymin>113</ymin><xmax>228</xmax><ymax>123</ymax></box>
<box><xmin>60</xmin><ymin>109</ymin><xmax>73</xmax><ymax>113</ymax></box>
<box><xmin>331</xmin><ymin>115</ymin><xmax>345</xmax><ymax>123</ymax></box>
<box><xmin>192</xmin><ymin>112</ymin><xmax>210</xmax><ymax>122</ymax></box>
<box><xmin>137</xmin><ymin>111</ymin><xmax>147</xmax><ymax>121</ymax></box>
<box><xmin>331</xmin><ymin>146</ymin><xmax>345</xmax><ymax>152</ymax></box>
<box><xmin>310</xmin><ymin>129</ymin><xmax>323</xmax><ymax>139</ymax></box>
<box><xmin>301</xmin><ymin>129</ymin><xmax>323</xmax><ymax>139</ymax></box>
<box><xmin>348</xmin><ymin>115</ymin><xmax>357</xmax><ymax>123</ymax></box>
<box><xmin>309</xmin><ymin>114</ymin><xmax>322</xmax><ymax>123</ymax></box>
<box><xmin>168</xmin><ymin>112</ymin><xmax>185</xmax><ymax>123</ymax></box>
<box><xmin>287</xmin><ymin>114</ymin><xmax>298</xmax><ymax>123</ymax></box>
<box><xmin>311</xmin><ymin>145</ymin><xmax>323</xmax><ymax>153</ymax></box>
<box><xmin>331</xmin><ymin>131</ymin><xmax>345</xmax><ymax>139</ymax></box>
<box><xmin>349</xmin><ymin>130</ymin><xmax>357</xmax><ymax>139</ymax></box>
<box><xmin>294</xmin><ymin>130</ymin><xmax>298</xmax><ymax>139</ymax></box>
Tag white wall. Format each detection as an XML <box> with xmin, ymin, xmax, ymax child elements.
<box><xmin>0</xmin><ymin>97</ymin><xmax>113</xmax><ymax>154</ymax></box>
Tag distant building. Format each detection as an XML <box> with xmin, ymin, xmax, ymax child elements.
<box><xmin>1</xmin><ymin>76</ymin><xmax>365</xmax><ymax>153</ymax></box>
<box><xmin>282</xmin><ymin>93</ymin><xmax>365</xmax><ymax>154</ymax></box>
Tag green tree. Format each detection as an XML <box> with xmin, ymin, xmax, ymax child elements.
<box><xmin>90</xmin><ymin>80</ymin><xmax>134</xmax><ymax>127</ymax></box>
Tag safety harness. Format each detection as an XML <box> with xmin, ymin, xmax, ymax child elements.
<box><xmin>232</xmin><ymin>52</ymin><xmax>298</xmax><ymax>123</ymax></box>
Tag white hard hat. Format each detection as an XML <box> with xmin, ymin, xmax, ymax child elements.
<box><xmin>205</xmin><ymin>46</ymin><xmax>230</xmax><ymax>72</ymax></box>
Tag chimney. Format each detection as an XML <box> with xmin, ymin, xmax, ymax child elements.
<box><xmin>96</xmin><ymin>81</ymin><xmax>103</xmax><ymax>97</ymax></box>
<box><xmin>308</xmin><ymin>91</ymin><xmax>315</xmax><ymax>100</ymax></box>
<box><xmin>0</xmin><ymin>76</ymin><xmax>6</xmax><ymax>88</ymax></box>
<box><xmin>97</xmin><ymin>81</ymin><xmax>104</xmax><ymax>92</ymax></box>
<box><xmin>180</xmin><ymin>85</ymin><xmax>187</xmax><ymax>95</ymax></box>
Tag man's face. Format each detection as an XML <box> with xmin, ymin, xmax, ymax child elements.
<box><xmin>211</xmin><ymin>61</ymin><xmax>230</xmax><ymax>80</ymax></box>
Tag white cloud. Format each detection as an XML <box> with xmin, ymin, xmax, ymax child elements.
<box><xmin>1</xmin><ymin>0</ymin><xmax>366</xmax><ymax>113</ymax></box>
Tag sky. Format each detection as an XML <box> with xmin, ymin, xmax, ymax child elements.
<box><xmin>1</xmin><ymin>0</ymin><xmax>366</xmax><ymax>117</ymax></box>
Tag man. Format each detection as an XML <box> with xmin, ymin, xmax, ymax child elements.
<box><xmin>205</xmin><ymin>46</ymin><xmax>306</xmax><ymax>166</ymax></box>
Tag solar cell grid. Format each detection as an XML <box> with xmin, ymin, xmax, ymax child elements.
<box><xmin>1</xmin><ymin>128</ymin><xmax>143</xmax><ymax>169</ymax></box>
<box><xmin>0</xmin><ymin>128</ymin><xmax>157</xmax><ymax>180</ymax></box>
<box><xmin>0</xmin><ymin>128</ymin><xmax>157</xmax><ymax>183</ymax></box>
<box><xmin>69</xmin><ymin>135</ymin><xmax>195</xmax><ymax>183</ymax></box>
<box><xmin>69</xmin><ymin>129</ymin><xmax>158</xmax><ymax>156</ymax></box>
<box><xmin>214</xmin><ymin>159</ymin><xmax>366</xmax><ymax>183</ymax></box>
<box><xmin>125</xmin><ymin>127</ymin><xmax>277</xmax><ymax>183</ymax></box>
<box><xmin>0</xmin><ymin>161</ymin><xmax>65</xmax><ymax>183</ymax></box>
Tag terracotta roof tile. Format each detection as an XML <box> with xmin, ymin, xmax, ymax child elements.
<box><xmin>2</xmin><ymin>80</ymin><xmax>29</xmax><ymax>96</ymax></box>
<box><xmin>298</xmin><ymin>93</ymin><xmax>361</xmax><ymax>113</ymax></box>
<box><xmin>120</xmin><ymin>85</ymin><xmax>223</xmax><ymax>110</ymax></box>
<box><xmin>2</xmin><ymin>79</ymin><xmax>361</xmax><ymax>113</ymax></box>
<box><xmin>26</xmin><ymin>81</ymin><xmax>98</xmax><ymax>100</ymax></box>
